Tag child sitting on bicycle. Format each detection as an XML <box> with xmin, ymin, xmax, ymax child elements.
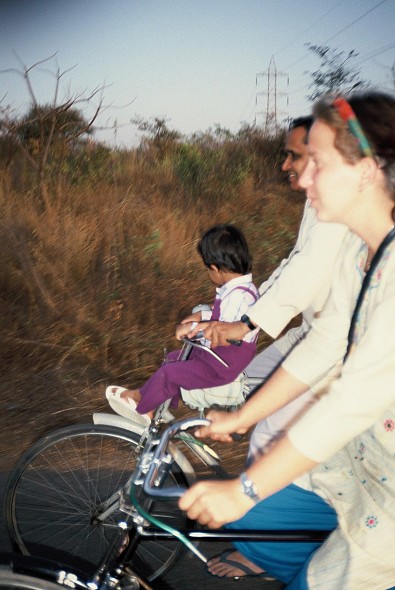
<box><xmin>106</xmin><ymin>224</ymin><xmax>259</xmax><ymax>425</ymax></box>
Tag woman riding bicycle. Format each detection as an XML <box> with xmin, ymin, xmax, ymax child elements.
<box><xmin>180</xmin><ymin>91</ymin><xmax>395</xmax><ymax>589</ymax></box>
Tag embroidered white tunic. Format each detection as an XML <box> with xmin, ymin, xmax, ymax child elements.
<box><xmin>283</xmin><ymin>231</ymin><xmax>395</xmax><ymax>589</ymax></box>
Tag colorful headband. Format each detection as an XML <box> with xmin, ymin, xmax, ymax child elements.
<box><xmin>333</xmin><ymin>97</ymin><xmax>374</xmax><ymax>158</ymax></box>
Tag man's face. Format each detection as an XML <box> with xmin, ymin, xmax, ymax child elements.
<box><xmin>281</xmin><ymin>126</ymin><xmax>309</xmax><ymax>191</ymax></box>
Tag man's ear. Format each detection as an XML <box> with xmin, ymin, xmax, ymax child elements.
<box><xmin>209</xmin><ymin>264</ymin><xmax>219</xmax><ymax>272</ymax></box>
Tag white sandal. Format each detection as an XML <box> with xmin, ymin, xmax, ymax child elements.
<box><xmin>105</xmin><ymin>385</ymin><xmax>150</xmax><ymax>425</ymax></box>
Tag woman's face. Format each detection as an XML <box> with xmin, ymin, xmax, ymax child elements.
<box><xmin>299</xmin><ymin>120</ymin><xmax>362</xmax><ymax>224</ymax></box>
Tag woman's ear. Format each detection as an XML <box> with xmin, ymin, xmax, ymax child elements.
<box><xmin>359</xmin><ymin>157</ymin><xmax>380</xmax><ymax>189</ymax></box>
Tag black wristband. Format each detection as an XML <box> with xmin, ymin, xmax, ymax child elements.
<box><xmin>240</xmin><ymin>314</ymin><xmax>255</xmax><ymax>331</ymax></box>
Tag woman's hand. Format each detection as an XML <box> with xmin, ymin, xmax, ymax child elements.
<box><xmin>194</xmin><ymin>409</ymin><xmax>249</xmax><ymax>442</ymax></box>
<box><xmin>179</xmin><ymin>478</ymin><xmax>253</xmax><ymax>528</ymax></box>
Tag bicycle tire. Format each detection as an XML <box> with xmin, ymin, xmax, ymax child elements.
<box><xmin>0</xmin><ymin>568</ymin><xmax>63</xmax><ymax>590</ymax></box>
<box><xmin>0</xmin><ymin>552</ymin><xmax>97</xmax><ymax>590</ymax></box>
<box><xmin>4</xmin><ymin>423</ymin><xmax>191</xmax><ymax>582</ymax></box>
<box><xmin>0</xmin><ymin>560</ymin><xmax>84</xmax><ymax>590</ymax></box>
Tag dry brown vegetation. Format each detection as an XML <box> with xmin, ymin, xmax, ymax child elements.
<box><xmin>0</xmin><ymin>124</ymin><xmax>304</xmax><ymax>466</ymax></box>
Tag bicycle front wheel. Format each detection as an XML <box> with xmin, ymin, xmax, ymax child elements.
<box><xmin>4</xmin><ymin>423</ymin><xmax>191</xmax><ymax>581</ymax></box>
<box><xmin>0</xmin><ymin>570</ymin><xmax>64</xmax><ymax>590</ymax></box>
<box><xmin>0</xmin><ymin>569</ymin><xmax>61</xmax><ymax>590</ymax></box>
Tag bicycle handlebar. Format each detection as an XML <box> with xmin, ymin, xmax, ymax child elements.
<box><xmin>142</xmin><ymin>418</ymin><xmax>210</xmax><ymax>499</ymax></box>
<box><xmin>180</xmin><ymin>336</ymin><xmax>229</xmax><ymax>367</ymax></box>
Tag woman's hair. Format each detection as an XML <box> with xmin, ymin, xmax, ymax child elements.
<box><xmin>313</xmin><ymin>91</ymin><xmax>395</xmax><ymax>202</ymax></box>
<box><xmin>197</xmin><ymin>224</ymin><xmax>252</xmax><ymax>274</ymax></box>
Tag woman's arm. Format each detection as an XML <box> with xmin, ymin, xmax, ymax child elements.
<box><xmin>179</xmin><ymin>434</ymin><xmax>317</xmax><ymax>528</ymax></box>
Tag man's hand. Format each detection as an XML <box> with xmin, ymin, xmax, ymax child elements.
<box><xmin>189</xmin><ymin>320</ymin><xmax>250</xmax><ymax>347</ymax></box>
<box><xmin>179</xmin><ymin>478</ymin><xmax>253</xmax><ymax>528</ymax></box>
<box><xmin>194</xmin><ymin>408</ymin><xmax>249</xmax><ymax>442</ymax></box>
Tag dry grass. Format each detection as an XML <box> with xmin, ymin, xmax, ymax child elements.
<box><xmin>0</xmin><ymin>133</ymin><xmax>304</xmax><ymax>470</ymax></box>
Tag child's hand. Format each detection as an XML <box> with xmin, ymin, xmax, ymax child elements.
<box><xmin>175</xmin><ymin>321</ymin><xmax>198</xmax><ymax>340</ymax></box>
<box><xmin>179</xmin><ymin>311</ymin><xmax>202</xmax><ymax>324</ymax></box>
<box><xmin>175</xmin><ymin>311</ymin><xmax>202</xmax><ymax>340</ymax></box>
<box><xmin>189</xmin><ymin>320</ymin><xmax>251</xmax><ymax>347</ymax></box>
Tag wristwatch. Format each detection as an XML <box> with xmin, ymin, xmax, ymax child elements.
<box><xmin>240</xmin><ymin>472</ymin><xmax>261</xmax><ymax>504</ymax></box>
<box><xmin>240</xmin><ymin>314</ymin><xmax>256</xmax><ymax>331</ymax></box>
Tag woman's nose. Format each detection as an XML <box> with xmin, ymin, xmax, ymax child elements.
<box><xmin>299</xmin><ymin>161</ymin><xmax>313</xmax><ymax>189</ymax></box>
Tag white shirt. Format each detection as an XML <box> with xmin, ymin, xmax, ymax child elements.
<box><xmin>201</xmin><ymin>274</ymin><xmax>259</xmax><ymax>344</ymax></box>
<box><xmin>248</xmin><ymin>202</ymin><xmax>348</xmax><ymax>355</ymax></box>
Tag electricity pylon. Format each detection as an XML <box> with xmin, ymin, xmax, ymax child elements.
<box><xmin>256</xmin><ymin>55</ymin><xmax>289</xmax><ymax>134</ymax></box>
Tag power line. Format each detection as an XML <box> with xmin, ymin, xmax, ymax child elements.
<box><xmin>288</xmin><ymin>39</ymin><xmax>395</xmax><ymax>98</ymax></box>
<box><xmin>274</xmin><ymin>0</ymin><xmax>346</xmax><ymax>59</ymax></box>
<box><xmin>323</xmin><ymin>0</ymin><xmax>388</xmax><ymax>45</ymax></box>
<box><xmin>283</xmin><ymin>0</ymin><xmax>389</xmax><ymax>71</ymax></box>
<box><xmin>353</xmin><ymin>41</ymin><xmax>395</xmax><ymax>66</ymax></box>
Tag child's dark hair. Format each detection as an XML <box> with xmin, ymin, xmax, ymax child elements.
<box><xmin>197</xmin><ymin>224</ymin><xmax>252</xmax><ymax>274</ymax></box>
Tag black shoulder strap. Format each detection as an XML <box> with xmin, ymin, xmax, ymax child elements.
<box><xmin>344</xmin><ymin>226</ymin><xmax>395</xmax><ymax>362</ymax></box>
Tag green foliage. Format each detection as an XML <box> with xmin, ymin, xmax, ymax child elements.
<box><xmin>174</xmin><ymin>144</ymin><xmax>206</xmax><ymax>189</ymax></box>
<box><xmin>16</xmin><ymin>104</ymin><xmax>92</xmax><ymax>146</ymax></box>
<box><xmin>56</xmin><ymin>142</ymin><xmax>115</xmax><ymax>185</ymax></box>
<box><xmin>132</xmin><ymin>116</ymin><xmax>181</xmax><ymax>160</ymax></box>
<box><xmin>236</xmin><ymin>124</ymin><xmax>285</xmax><ymax>188</ymax></box>
<box><xmin>305</xmin><ymin>43</ymin><xmax>370</xmax><ymax>101</ymax></box>
<box><xmin>174</xmin><ymin>129</ymin><xmax>273</xmax><ymax>203</ymax></box>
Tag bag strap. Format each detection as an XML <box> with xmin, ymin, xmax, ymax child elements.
<box><xmin>344</xmin><ymin>226</ymin><xmax>395</xmax><ymax>362</ymax></box>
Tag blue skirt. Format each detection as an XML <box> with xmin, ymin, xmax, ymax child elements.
<box><xmin>227</xmin><ymin>483</ymin><xmax>338</xmax><ymax>588</ymax></box>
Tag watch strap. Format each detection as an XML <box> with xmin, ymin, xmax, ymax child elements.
<box><xmin>240</xmin><ymin>314</ymin><xmax>255</xmax><ymax>331</ymax></box>
<box><xmin>240</xmin><ymin>472</ymin><xmax>261</xmax><ymax>504</ymax></box>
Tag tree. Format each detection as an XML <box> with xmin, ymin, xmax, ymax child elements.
<box><xmin>0</xmin><ymin>54</ymin><xmax>106</xmax><ymax>208</ymax></box>
<box><xmin>131</xmin><ymin>116</ymin><xmax>181</xmax><ymax>159</ymax></box>
<box><xmin>305</xmin><ymin>43</ymin><xmax>370</xmax><ymax>102</ymax></box>
<box><xmin>16</xmin><ymin>104</ymin><xmax>93</xmax><ymax>145</ymax></box>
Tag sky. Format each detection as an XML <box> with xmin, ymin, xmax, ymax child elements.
<box><xmin>1</xmin><ymin>0</ymin><xmax>395</xmax><ymax>148</ymax></box>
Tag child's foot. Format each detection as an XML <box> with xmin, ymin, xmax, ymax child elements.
<box><xmin>106</xmin><ymin>385</ymin><xmax>137</xmax><ymax>409</ymax></box>
<box><xmin>105</xmin><ymin>385</ymin><xmax>151</xmax><ymax>425</ymax></box>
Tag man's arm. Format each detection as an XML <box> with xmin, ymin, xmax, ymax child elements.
<box><xmin>249</xmin><ymin>218</ymin><xmax>347</xmax><ymax>338</ymax></box>
<box><xmin>191</xmin><ymin>208</ymin><xmax>347</xmax><ymax>347</ymax></box>
<box><xmin>192</xmin><ymin>365</ymin><xmax>309</xmax><ymax>443</ymax></box>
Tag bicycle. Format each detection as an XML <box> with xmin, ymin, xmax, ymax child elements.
<box><xmin>1</xmin><ymin>416</ymin><xmax>331</xmax><ymax>590</ymax></box>
<box><xmin>3</xmin><ymin>335</ymin><xmax>254</xmax><ymax>582</ymax></box>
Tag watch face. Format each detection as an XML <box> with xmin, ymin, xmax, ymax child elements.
<box><xmin>240</xmin><ymin>473</ymin><xmax>259</xmax><ymax>502</ymax></box>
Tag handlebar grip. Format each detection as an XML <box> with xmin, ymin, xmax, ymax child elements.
<box><xmin>143</xmin><ymin>418</ymin><xmax>210</xmax><ymax>499</ymax></box>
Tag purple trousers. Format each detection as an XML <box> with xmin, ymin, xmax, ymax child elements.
<box><xmin>136</xmin><ymin>342</ymin><xmax>256</xmax><ymax>414</ymax></box>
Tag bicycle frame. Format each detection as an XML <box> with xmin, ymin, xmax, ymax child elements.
<box><xmin>1</xmin><ymin>417</ymin><xmax>333</xmax><ymax>590</ymax></box>
<box><xmin>117</xmin><ymin>418</ymin><xmax>332</xmax><ymax>566</ymax></box>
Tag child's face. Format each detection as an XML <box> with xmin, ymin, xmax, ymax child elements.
<box><xmin>207</xmin><ymin>265</ymin><xmax>224</xmax><ymax>286</ymax></box>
